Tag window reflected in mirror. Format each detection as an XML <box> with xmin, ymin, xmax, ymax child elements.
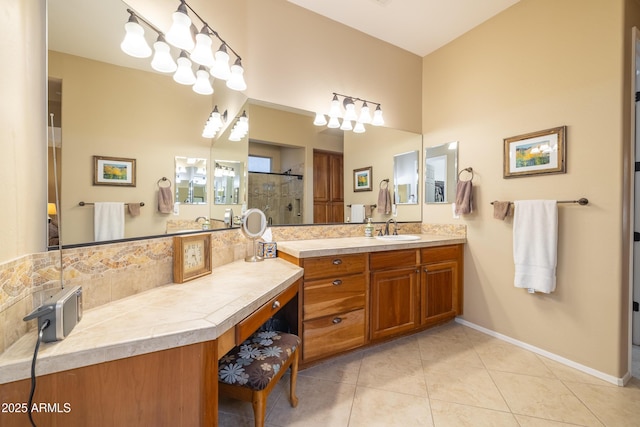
<box><xmin>393</xmin><ymin>150</ymin><xmax>419</xmax><ymax>205</ymax></box>
<box><xmin>175</xmin><ymin>157</ymin><xmax>208</xmax><ymax>204</ymax></box>
<box><xmin>425</xmin><ymin>141</ymin><xmax>458</xmax><ymax>204</ymax></box>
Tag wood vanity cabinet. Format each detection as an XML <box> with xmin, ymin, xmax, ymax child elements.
<box><xmin>370</xmin><ymin>249</ymin><xmax>420</xmax><ymax>340</ymax></box>
<box><xmin>293</xmin><ymin>253</ymin><xmax>368</xmax><ymax>363</ymax></box>
<box><xmin>420</xmin><ymin>245</ymin><xmax>463</xmax><ymax>326</ymax></box>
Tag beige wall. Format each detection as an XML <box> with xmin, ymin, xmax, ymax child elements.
<box><xmin>0</xmin><ymin>0</ymin><xmax>47</xmax><ymax>261</ymax></box>
<box><xmin>422</xmin><ymin>0</ymin><xmax>629</xmax><ymax>378</ymax></box>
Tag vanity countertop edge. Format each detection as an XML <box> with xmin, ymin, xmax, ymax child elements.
<box><xmin>0</xmin><ymin>258</ymin><xmax>303</xmax><ymax>385</ymax></box>
<box><xmin>276</xmin><ymin>234</ymin><xmax>466</xmax><ymax>258</ymax></box>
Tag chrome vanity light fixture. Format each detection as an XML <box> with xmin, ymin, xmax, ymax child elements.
<box><xmin>229</xmin><ymin>110</ymin><xmax>249</xmax><ymax>141</ymax></box>
<box><xmin>120</xmin><ymin>1</ymin><xmax>247</xmax><ymax>94</ymax></box>
<box><xmin>314</xmin><ymin>93</ymin><xmax>384</xmax><ymax>133</ymax></box>
<box><xmin>202</xmin><ymin>105</ymin><xmax>227</xmax><ymax>138</ymax></box>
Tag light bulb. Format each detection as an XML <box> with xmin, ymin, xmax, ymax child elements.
<box><xmin>353</xmin><ymin>122</ymin><xmax>366</xmax><ymax>133</ymax></box>
<box><xmin>358</xmin><ymin>102</ymin><xmax>372</xmax><ymax>124</ymax></box>
<box><xmin>166</xmin><ymin>1</ymin><xmax>194</xmax><ymax>51</ymax></box>
<box><xmin>329</xmin><ymin>94</ymin><xmax>341</xmax><ymax>118</ymax></box>
<box><xmin>193</xmin><ymin>66</ymin><xmax>214</xmax><ymax>95</ymax></box>
<box><xmin>314</xmin><ymin>112</ymin><xmax>327</xmax><ymax>126</ymax></box>
<box><xmin>151</xmin><ymin>35</ymin><xmax>177</xmax><ymax>73</ymax></box>
<box><xmin>210</xmin><ymin>44</ymin><xmax>231</xmax><ymax>80</ymax></box>
<box><xmin>173</xmin><ymin>51</ymin><xmax>196</xmax><ymax>85</ymax></box>
<box><xmin>340</xmin><ymin>120</ymin><xmax>353</xmax><ymax>131</ymax></box>
<box><xmin>120</xmin><ymin>14</ymin><xmax>151</xmax><ymax>58</ymax></box>
<box><xmin>343</xmin><ymin>97</ymin><xmax>357</xmax><ymax>121</ymax></box>
<box><xmin>226</xmin><ymin>58</ymin><xmax>247</xmax><ymax>91</ymax></box>
<box><xmin>327</xmin><ymin>116</ymin><xmax>340</xmax><ymax>128</ymax></box>
<box><xmin>372</xmin><ymin>105</ymin><xmax>384</xmax><ymax>126</ymax></box>
<box><xmin>190</xmin><ymin>27</ymin><xmax>215</xmax><ymax>66</ymax></box>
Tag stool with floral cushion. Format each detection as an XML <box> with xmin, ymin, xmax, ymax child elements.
<box><xmin>218</xmin><ymin>330</ymin><xmax>300</xmax><ymax>427</ymax></box>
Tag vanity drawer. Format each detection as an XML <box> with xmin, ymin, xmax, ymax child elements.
<box><xmin>420</xmin><ymin>245</ymin><xmax>461</xmax><ymax>264</ymax></box>
<box><xmin>302</xmin><ymin>309</ymin><xmax>365</xmax><ymax>362</ymax></box>
<box><xmin>302</xmin><ymin>254</ymin><xmax>366</xmax><ymax>280</ymax></box>
<box><xmin>303</xmin><ymin>274</ymin><xmax>366</xmax><ymax>320</ymax></box>
<box><xmin>369</xmin><ymin>249</ymin><xmax>418</xmax><ymax>271</ymax></box>
<box><xmin>235</xmin><ymin>280</ymin><xmax>299</xmax><ymax>344</ymax></box>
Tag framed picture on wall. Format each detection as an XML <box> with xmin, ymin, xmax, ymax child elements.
<box><xmin>93</xmin><ymin>155</ymin><xmax>137</xmax><ymax>186</ymax></box>
<box><xmin>503</xmin><ymin>126</ymin><xmax>566</xmax><ymax>178</ymax></box>
<box><xmin>353</xmin><ymin>166</ymin><xmax>373</xmax><ymax>192</ymax></box>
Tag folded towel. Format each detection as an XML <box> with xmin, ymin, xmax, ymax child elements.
<box><xmin>94</xmin><ymin>202</ymin><xmax>124</xmax><ymax>242</ymax></box>
<box><xmin>454</xmin><ymin>180</ymin><xmax>473</xmax><ymax>215</ymax></box>
<box><xmin>158</xmin><ymin>186</ymin><xmax>174</xmax><ymax>214</ymax></box>
<box><xmin>350</xmin><ymin>204</ymin><xmax>365</xmax><ymax>223</ymax></box>
<box><xmin>128</xmin><ymin>203</ymin><xmax>140</xmax><ymax>217</ymax></box>
<box><xmin>493</xmin><ymin>201</ymin><xmax>511</xmax><ymax>220</ymax></box>
<box><xmin>513</xmin><ymin>200</ymin><xmax>558</xmax><ymax>293</ymax></box>
<box><xmin>377</xmin><ymin>188</ymin><xmax>392</xmax><ymax>215</ymax></box>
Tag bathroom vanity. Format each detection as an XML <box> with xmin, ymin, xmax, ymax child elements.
<box><xmin>277</xmin><ymin>234</ymin><xmax>465</xmax><ymax>365</ymax></box>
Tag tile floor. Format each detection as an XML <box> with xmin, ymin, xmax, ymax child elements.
<box><xmin>219</xmin><ymin>322</ymin><xmax>640</xmax><ymax>426</ymax></box>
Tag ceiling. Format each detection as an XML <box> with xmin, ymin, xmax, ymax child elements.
<box><xmin>287</xmin><ymin>0</ymin><xmax>519</xmax><ymax>57</ymax></box>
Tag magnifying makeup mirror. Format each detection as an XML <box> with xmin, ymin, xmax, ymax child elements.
<box><xmin>241</xmin><ymin>208</ymin><xmax>267</xmax><ymax>262</ymax></box>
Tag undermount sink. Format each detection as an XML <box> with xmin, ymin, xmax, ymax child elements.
<box><xmin>375</xmin><ymin>234</ymin><xmax>421</xmax><ymax>241</ymax></box>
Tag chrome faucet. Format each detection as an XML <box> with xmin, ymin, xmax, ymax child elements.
<box><xmin>195</xmin><ymin>216</ymin><xmax>207</xmax><ymax>223</ymax></box>
<box><xmin>384</xmin><ymin>218</ymin><xmax>398</xmax><ymax>235</ymax></box>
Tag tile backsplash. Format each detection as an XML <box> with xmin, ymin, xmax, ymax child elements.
<box><xmin>0</xmin><ymin>222</ymin><xmax>464</xmax><ymax>354</ymax></box>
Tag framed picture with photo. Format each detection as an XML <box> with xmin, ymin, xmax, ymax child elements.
<box><xmin>93</xmin><ymin>155</ymin><xmax>137</xmax><ymax>186</ymax></box>
<box><xmin>353</xmin><ymin>166</ymin><xmax>373</xmax><ymax>192</ymax></box>
<box><xmin>503</xmin><ymin>126</ymin><xmax>566</xmax><ymax>178</ymax></box>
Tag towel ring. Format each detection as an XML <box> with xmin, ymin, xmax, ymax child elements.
<box><xmin>457</xmin><ymin>167</ymin><xmax>473</xmax><ymax>181</ymax></box>
<box><xmin>157</xmin><ymin>177</ymin><xmax>172</xmax><ymax>188</ymax></box>
<box><xmin>380</xmin><ymin>178</ymin><xmax>389</xmax><ymax>189</ymax></box>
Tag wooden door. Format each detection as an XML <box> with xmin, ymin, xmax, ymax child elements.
<box><xmin>313</xmin><ymin>150</ymin><xmax>344</xmax><ymax>223</ymax></box>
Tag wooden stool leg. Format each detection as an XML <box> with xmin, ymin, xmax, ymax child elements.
<box><xmin>289</xmin><ymin>348</ymin><xmax>299</xmax><ymax>408</ymax></box>
<box><xmin>252</xmin><ymin>391</ymin><xmax>267</xmax><ymax>427</ymax></box>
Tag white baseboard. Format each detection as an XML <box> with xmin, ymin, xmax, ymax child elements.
<box><xmin>455</xmin><ymin>318</ymin><xmax>629</xmax><ymax>386</ymax></box>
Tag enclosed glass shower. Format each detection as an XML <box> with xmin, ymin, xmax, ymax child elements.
<box><xmin>247</xmin><ymin>172</ymin><xmax>303</xmax><ymax>225</ymax></box>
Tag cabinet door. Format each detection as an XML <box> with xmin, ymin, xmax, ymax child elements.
<box><xmin>421</xmin><ymin>260</ymin><xmax>458</xmax><ymax>326</ymax></box>
<box><xmin>370</xmin><ymin>267</ymin><xmax>419</xmax><ymax>340</ymax></box>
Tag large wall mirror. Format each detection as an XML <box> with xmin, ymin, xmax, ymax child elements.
<box><xmin>425</xmin><ymin>141</ymin><xmax>458</xmax><ymax>204</ymax></box>
<box><xmin>47</xmin><ymin>0</ymin><xmax>423</xmax><ymax>248</ymax></box>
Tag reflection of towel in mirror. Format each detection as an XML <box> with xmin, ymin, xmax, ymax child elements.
<box><xmin>158</xmin><ymin>186</ymin><xmax>174</xmax><ymax>214</ymax></box>
<box><xmin>513</xmin><ymin>200</ymin><xmax>557</xmax><ymax>293</ymax></box>
<box><xmin>350</xmin><ymin>204</ymin><xmax>365</xmax><ymax>223</ymax></box>
<box><xmin>94</xmin><ymin>202</ymin><xmax>124</xmax><ymax>242</ymax></box>
<box><xmin>128</xmin><ymin>203</ymin><xmax>141</xmax><ymax>217</ymax></box>
<box><xmin>454</xmin><ymin>180</ymin><xmax>473</xmax><ymax>215</ymax></box>
<box><xmin>377</xmin><ymin>188</ymin><xmax>392</xmax><ymax>214</ymax></box>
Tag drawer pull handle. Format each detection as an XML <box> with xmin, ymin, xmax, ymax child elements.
<box><xmin>332</xmin><ymin>317</ymin><xmax>342</xmax><ymax>324</ymax></box>
<box><xmin>332</xmin><ymin>259</ymin><xmax>342</xmax><ymax>265</ymax></box>
<box><xmin>272</xmin><ymin>300</ymin><xmax>281</xmax><ymax>309</ymax></box>
<box><xmin>424</xmin><ymin>268</ymin><xmax>429</xmax><ymax>273</ymax></box>
<box><xmin>332</xmin><ymin>279</ymin><xmax>342</xmax><ymax>286</ymax></box>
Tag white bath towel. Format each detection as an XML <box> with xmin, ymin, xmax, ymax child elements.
<box><xmin>94</xmin><ymin>202</ymin><xmax>124</xmax><ymax>242</ymax></box>
<box><xmin>350</xmin><ymin>204</ymin><xmax>365</xmax><ymax>223</ymax></box>
<box><xmin>513</xmin><ymin>200</ymin><xmax>558</xmax><ymax>293</ymax></box>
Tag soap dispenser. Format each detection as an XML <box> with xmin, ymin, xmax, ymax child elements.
<box><xmin>365</xmin><ymin>218</ymin><xmax>374</xmax><ymax>237</ymax></box>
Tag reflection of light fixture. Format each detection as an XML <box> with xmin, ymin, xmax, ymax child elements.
<box><xmin>48</xmin><ymin>203</ymin><xmax>57</xmax><ymax>216</ymax></box>
<box><xmin>215</xmin><ymin>162</ymin><xmax>236</xmax><ymax>177</ymax></box>
<box><xmin>315</xmin><ymin>92</ymin><xmax>384</xmax><ymax>133</ymax></box>
<box><xmin>202</xmin><ymin>105</ymin><xmax>227</xmax><ymax>138</ymax></box>
<box><xmin>229</xmin><ymin>110</ymin><xmax>249</xmax><ymax>141</ymax></box>
<box><xmin>120</xmin><ymin>3</ymin><xmax>246</xmax><ymax>93</ymax></box>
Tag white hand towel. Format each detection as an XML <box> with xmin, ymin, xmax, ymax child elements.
<box><xmin>350</xmin><ymin>204</ymin><xmax>365</xmax><ymax>223</ymax></box>
<box><xmin>513</xmin><ymin>200</ymin><xmax>558</xmax><ymax>293</ymax></box>
<box><xmin>94</xmin><ymin>202</ymin><xmax>125</xmax><ymax>242</ymax></box>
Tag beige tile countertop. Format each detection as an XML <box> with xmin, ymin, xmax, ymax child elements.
<box><xmin>0</xmin><ymin>258</ymin><xmax>303</xmax><ymax>384</ymax></box>
<box><xmin>276</xmin><ymin>234</ymin><xmax>466</xmax><ymax>259</ymax></box>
